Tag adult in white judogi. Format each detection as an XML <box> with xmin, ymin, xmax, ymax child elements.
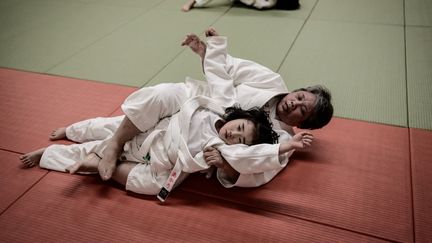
<box><xmin>40</xmin><ymin>36</ymin><xmax>292</xmax><ymax>196</ymax></box>
<box><xmin>113</xmin><ymin>35</ymin><xmax>298</xmax><ymax>188</ymax></box>
<box><xmin>120</xmin><ymin>35</ymin><xmax>299</xmax><ymax>187</ymax></box>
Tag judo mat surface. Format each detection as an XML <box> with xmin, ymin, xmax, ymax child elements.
<box><xmin>1</xmin><ymin>0</ymin><xmax>432</xmax><ymax>242</ymax></box>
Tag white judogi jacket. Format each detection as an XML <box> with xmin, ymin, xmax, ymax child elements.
<box><xmin>122</xmin><ymin>36</ymin><xmax>293</xmax><ymax>189</ymax></box>
<box><xmin>203</xmin><ymin>36</ymin><xmax>294</xmax><ymax>187</ymax></box>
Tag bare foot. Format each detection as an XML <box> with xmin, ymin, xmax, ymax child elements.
<box><xmin>49</xmin><ymin>127</ymin><xmax>66</xmax><ymax>141</ymax></box>
<box><xmin>66</xmin><ymin>153</ymin><xmax>100</xmax><ymax>174</ymax></box>
<box><xmin>97</xmin><ymin>142</ymin><xmax>120</xmax><ymax>181</ymax></box>
<box><xmin>205</xmin><ymin>27</ymin><xmax>219</xmax><ymax>37</ymax></box>
<box><xmin>181</xmin><ymin>34</ymin><xmax>206</xmax><ymax>60</ymax></box>
<box><xmin>181</xmin><ymin>0</ymin><xmax>196</xmax><ymax>12</ymax></box>
<box><xmin>19</xmin><ymin>148</ymin><xmax>45</xmax><ymax>167</ymax></box>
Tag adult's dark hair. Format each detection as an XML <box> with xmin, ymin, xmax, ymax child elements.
<box><xmin>293</xmin><ymin>85</ymin><xmax>333</xmax><ymax>129</ymax></box>
<box><xmin>223</xmin><ymin>106</ymin><xmax>279</xmax><ymax>144</ymax></box>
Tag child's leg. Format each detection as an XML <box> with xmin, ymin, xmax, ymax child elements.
<box><xmin>39</xmin><ymin>140</ymin><xmax>106</xmax><ymax>172</ymax></box>
<box><xmin>49</xmin><ymin>128</ymin><xmax>66</xmax><ymax>141</ymax></box>
<box><xmin>111</xmin><ymin>162</ymin><xmax>137</xmax><ymax>186</ymax></box>
<box><xmin>19</xmin><ymin>148</ymin><xmax>46</xmax><ymax>167</ymax></box>
<box><xmin>66</xmin><ymin>153</ymin><xmax>100</xmax><ymax>174</ymax></box>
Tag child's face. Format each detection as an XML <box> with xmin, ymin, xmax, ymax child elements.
<box><xmin>218</xmin><ymin>119</ymin><xmax>256</xmax><ymax>145</ymax></box>
<box><xmin>276</xmin><ymin>91</ymin><xmax>316</xmax><ymax>127</ymax></box>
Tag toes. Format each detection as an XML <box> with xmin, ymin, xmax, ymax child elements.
<box><xmin>23</xmin><ymin>160</ymin><xmax>34</xmax><ymax>168</ymax></box>
<box><xmin>20</xmin><ymin>156</ymin><xmax>30</xmax><ymax>164</ymax></box>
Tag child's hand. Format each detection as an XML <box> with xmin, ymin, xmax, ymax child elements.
<box><xmin>291</xmin><ymin>131</ymin><xmax>314</xmax><ymax>150</ymax></box>
<box><xmin>203</xmin><ymin>146</ymin><xmax>226</xmax><ymax>169</ymax></box>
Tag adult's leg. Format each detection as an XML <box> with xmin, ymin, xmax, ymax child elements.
<box><xmin>98</xmin><ymin>116</ymin><xmax>139</xmax><ymax>180</ymax></box>
<box><xmin>99</xmin><ymin>83</ymin><xmax>190</xmax><ymax>180</ymax></box>
<box><xmin>111</xmin><ymin>162</ymin><xmax>136</xmax><ymax>186</ymax></box>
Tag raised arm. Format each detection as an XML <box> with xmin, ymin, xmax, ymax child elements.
<box><xmin>202</xmin><ymin>35</ymin><xmax>236</xmax><ymax>106</ymax></box>
<box><xmin>182</xmin><ymin>30</ymin><xmax>235</xmax><ymax>106</ymax></box>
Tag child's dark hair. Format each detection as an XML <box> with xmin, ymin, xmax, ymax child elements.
<box><xmin>223</xmin><ymin>106</ymin><xmax>279</xmax><ymax>144</ymax></box>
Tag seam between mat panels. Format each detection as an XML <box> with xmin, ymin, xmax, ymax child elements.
<box><xmin>276</xmin><ymin>0</ymin><xmax>319</xmax><ymax>72</ymax></box>
<box><xmin>0</xmin><ymin>149</ymin><xmax>50</xmax><ymax>216</ymax></box>
<box><xmin>141</xmin><ymin>5</ymin><xmax>234</xmax><ymax>88</ymax></box>
<box><xmin>45</xmin><ymin>1</ymin><xmax>165</xmax><ymax>74</ymax></box>
<box><xmin>0</xmin><ymin>172</ymin><xmax>50</xmax><ymax>216</ymax></box>
<box><xmin>404</xmin><ymin>0</ymin><xmax>416</xmax><ymax>241</ymax></box>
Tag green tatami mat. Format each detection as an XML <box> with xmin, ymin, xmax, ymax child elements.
<box><xmin>405</xmin><ymin>0</ymin><xmax>432</xmax><ymax>27</ymax></box>
<box><xmin>146</xmin><ymin>49</ymin><xmax>205</xmax><ymax>87</ymax></box>
<box><xmin>49</xmin><ymin>9</ymin><xmax>226</xmax><ymax>87</ymax></box>
<box><xmin>148</xmin><ymin>8</ymin><xmax>306</xmax><ymax>86</ymax></box>
<box><xmin>406</xmin><ymin>27</ymin><xmax>432</xmax><ymax>130</ymax></box>
<box><xmin>210</xmin><ymin>6</ymin><xmax>311</xmax><ymax>70</ymax></box>
<box><xmin>0</xmin><ymin>0</ymin><xmax>158</xmax><ymax>72</ymax></box>
<box><xmin>310</xmin><ymin>0</ymin><xmax>403</xmax><ymax>25</ymax></box>
<box><xmin>279</xmin><ymin>20</ymin><xmax>406</xmax><ymax>127</ymax></box>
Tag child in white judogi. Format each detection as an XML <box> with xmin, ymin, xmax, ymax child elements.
<box><xmin>22</xmin><ymin>101</ymin><xmax>292</xmax><ymax>198</ymax></box>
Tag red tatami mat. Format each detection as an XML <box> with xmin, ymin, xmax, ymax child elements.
<box><xmin>0</xmin><ymin>172</ymin><xmax>387</xmax><ymax>242</ymax></box>
<box><xmin>181</xmin><ymin>118</ymin><xmax>413</xmax><ymax>242</ymax></box>
<box><xmin>0</xmin><ymin>68</ymin><xmax>136</xmax><ymax>153</ymax></box>
<box><xmin>0</xmin><ymin>150</ymin><xmax>47</xmax><ymax>214</ymax></box>
<box><xmin>410</xmin><ymin>128</ymin><xmax>432</xmax><ymax>242</ymax></box>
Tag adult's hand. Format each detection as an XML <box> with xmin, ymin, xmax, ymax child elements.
<box><xmin>279</xmin><ymin>131</ymin><xmax>314</xmax><ymax>155</ymax></box>
<box><xmin>181</xmin><ymin>34</ymin><xmax>206</xmax><ymax>59</ymax></box>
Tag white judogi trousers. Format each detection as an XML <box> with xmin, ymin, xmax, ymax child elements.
<box><xmin>40</xmin><ymin>83</ymin><xmax>193</xmax><ymax>195</ymax></box>
<box><xmin>40</xmin><ymin>115</ymin><xmax>174</xmax><ymax>195</ymax></box>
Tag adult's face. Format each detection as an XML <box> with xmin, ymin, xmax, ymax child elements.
<box><xmin>276</xmin><ymin>91</ymin><xmax>317</xmax><ymax>127</ymax></box>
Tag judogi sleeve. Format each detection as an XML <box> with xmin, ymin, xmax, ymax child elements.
<box><xmin>204</xmin><ymin>36</ymin><xmax>235</xmax><ymax>106</ymax></box>
<box><xmin>205</xmin><ymin>36</ymin><xmax>287</xmax><ymax>92</ymax></box>
<box><xmin>217</xmin><ymin>168</ymin><xmax>283</xmax><ymax>188</ymax></box>
<box><xmin>216</xmin><ymin>132</ymin><xmax>294</xmax><ymax>188</ymax></box>
<box><xmin>205</xmin><ymin>36</ymin><xmax>288</xmax><ymax>110</ymax></box>
<box><xmin>205</xmin><ymin>36</ymin><xmax>293</xmax><ymax>188</ymax></box>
